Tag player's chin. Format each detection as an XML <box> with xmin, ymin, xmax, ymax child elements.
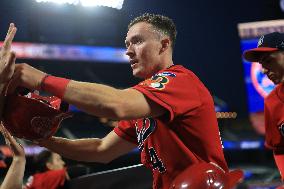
<box><xmin>272</xmin><ymin>79</ymin><xmax>281</xmax><ymax>85</ymax></box>
<box><xmin>132</xmin><ymin>69</ymin><xmax>145</xmax><ymax>79</ymax></box>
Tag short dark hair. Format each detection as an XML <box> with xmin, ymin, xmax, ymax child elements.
<box><xmin>33</xmin><ymin>150</ymin><xmax>53</xmax><ymax>173</ymax></box>
<box><xmin>128</xmin><ymin>13</ymin><xmax>177</xmax><ymax>49</ymax></box>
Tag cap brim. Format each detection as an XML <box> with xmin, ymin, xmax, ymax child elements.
<box><xmin>243</xmin><ymin>47</ymin><xmax>278</xmax><ymax>62</ymax></box>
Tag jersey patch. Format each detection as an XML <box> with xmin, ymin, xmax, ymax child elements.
<box><xmin>139</xmin><ymin>72</ymin><xmax>176</xmax><ymax>90</ymax></box>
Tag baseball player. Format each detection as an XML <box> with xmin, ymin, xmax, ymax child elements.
<box><xmin>243</xmin><ymin>32</ymin><xmax>284</xmax><ymax>187</ymax></box>
<box><xmin>24</xmin><ymin>150</ymin><xmax>69</xmax><ymax>189</ymax></box>
<box><xmin>9</xmin><ymin>13</ymin><xmax>242</xmax><ymax>188</ymax></box>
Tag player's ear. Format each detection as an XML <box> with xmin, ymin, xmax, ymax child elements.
<box><xmin>46</xmin><ymin>162</ymin><xmax>53</xmax><ymax>170</ymax></box>
<box><xmin>160</xmin><ymin>38</ymin><xmax>170</xmax><ymax>54</ymax></box>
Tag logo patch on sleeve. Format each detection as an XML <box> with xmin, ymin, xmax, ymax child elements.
<box><xmin>140</xmin><ymin>72</ymin><xmax>176</xmax><ymax>90</ymax></box>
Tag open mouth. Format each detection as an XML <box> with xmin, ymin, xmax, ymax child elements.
<box><xmin>130</xmin><ymin>59</ymin><xmax>138</xmax><ymax>65</ymax></box>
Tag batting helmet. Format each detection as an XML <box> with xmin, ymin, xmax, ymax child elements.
<box><xmin>2</xmin><ymin>91</ymin><xmax>72</xmax><ymax>140</ymax></box>
<box><xmin>170</xmin><ymin>162</ymin><xmax>243</xmax><ymax>189</ymax></box>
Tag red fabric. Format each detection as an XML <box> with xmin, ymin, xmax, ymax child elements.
<box><xmin>170</xmin><ymin>163</ymin><xmax>228</xmax><ymax>189</ymax></box>
<box><xmin>0</xmin><ymin>160</ymin><xmax>6</xmax><ymax>168</ymax></box>
<box><xmin>24</xmin><ymin>169</ymin><xmax>67</xmax><ymax>189</ymax></box>
<box><xmin>274</xmin><ymin>151</ymin><xmax>284</xmax><ymax>179</ymax></box>
<box><xmin>264</xmin><ymin>83</ymin><xmax>284</xmax><ymax>180</ymax></box>
<box><xmin>114</xmin><ymin>65</ymin><xmax>228</xmax><ymax>189</ymax></box>
<box><xmin>42</xmin><ymin>76</ymin><xmax>70</xmax><ymax>98</ymax></box>
<box><xmin>264</xmin><ymin>83</ymin><xmax>284</xmax><ymax>150</ymax></box>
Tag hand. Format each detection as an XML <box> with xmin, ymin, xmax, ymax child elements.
<box><xmin>0</xmin><ymin>23</ymin><xmax>17</xmax><ymax>84</ymax></box>
<box><xmin>0</xmin><ymin>123</ymin><xmax>25</xmax><ymax>160</ymax></box>
<box><xmin>7</xmin><ymin>63</ymin><xmax>47</xmax><ymax>94</ymax></box>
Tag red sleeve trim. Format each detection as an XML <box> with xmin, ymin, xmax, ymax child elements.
<box><xmin>132</xmin><ymin>85</ymin><xmax>174</xmax><ymax>122</ymax></box>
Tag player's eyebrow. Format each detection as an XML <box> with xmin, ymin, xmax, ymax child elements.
<box><xmin>125</xmin><ymin>35</ymin><xmax>143</xmax><ymax>47</ymax></box>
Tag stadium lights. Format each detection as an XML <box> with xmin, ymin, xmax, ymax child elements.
<box><xmin>35</xmin><ymin>0</ymin><xmax>124</xmax><ymax>9</ymax></box>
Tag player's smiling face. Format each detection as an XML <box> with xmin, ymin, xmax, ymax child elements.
<box><xmin>125</xmin><ymin>22</ymin><xmax>163</xmax><ymax>79</ymax></box>
<box><xmin>259</xmin><ymin>51</ymin><xmax>284</xmax><ymax>84</ymax></box>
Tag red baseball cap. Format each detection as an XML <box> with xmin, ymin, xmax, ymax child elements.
<box><xmin>243</xmin><ymin>32</ymin><xmax>284</xmax><ymax>62</ymax></box>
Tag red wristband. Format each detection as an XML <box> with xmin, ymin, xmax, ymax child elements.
<box><xmin>41</xmin><ymin>75</ymin><xmax>70</xmax><ymax>98</ymax></box>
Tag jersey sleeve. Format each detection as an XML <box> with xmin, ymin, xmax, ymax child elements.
<box><xmin>114</xmin><ymin>120</ymin><xmax>138</xmax><ymax>145</ymax></box>
<box><xmin>133</xmin><ymin>71</ymin><xmax>201</xmax><ymax>122</ymax></box>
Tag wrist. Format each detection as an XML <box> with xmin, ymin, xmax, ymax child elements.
<box><xmin>13</xmin><ymin>156</ymin><xmax>26</xmax><ymax>163</ymax></box>
<box><xmin>39</xmin><ymin>74</ymin><xmax>50</xmax><ymax>90</ymax></box>
<box><xmin>36</xmin><ymin>136</ymin><xmax>56</xmax><ymax>146</ymax></box>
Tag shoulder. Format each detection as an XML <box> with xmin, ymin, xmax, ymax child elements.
<box><xmin>150</xmin><ymin>65</ymin><xmax>198</xmax><ymax>83</ymax></box>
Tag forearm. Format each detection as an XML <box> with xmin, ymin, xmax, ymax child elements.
<box><xmin>1</xmin><ymin>157</ymin><xmax>25</xmax><ymax>189</ymax></box>
<box><xmin>63</xmin><ymin>81</ymin><xmax>127</xmax><ymax>119</ymax></box>
<box><xmin>41</xmin><ymin>76</ymin><xmax>160</xmax><ymax>119</ymax></box>
<box><xmin>39</xmin><ymin>136</ymin><xmax>110</xmax><ymax>163</ymax></box>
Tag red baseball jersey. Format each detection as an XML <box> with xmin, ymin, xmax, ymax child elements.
<box><xmin>264</xmin><ymin>83</ymin><xmax>284</xmax><ymax>150</ymax></box>
<box><xmin>264</xmin><ymin>83</ymin><xmax>284</xmax><ymax>179</ymax></box>
<box><xmin>24</xmin><ymin>169</ymin><xmax>67</xmax><ymax>189</ymax></box>
<box><xmin>114</xmin><ymin>65</ymin><xmax>228</xmax><ymax>189</ymax></box>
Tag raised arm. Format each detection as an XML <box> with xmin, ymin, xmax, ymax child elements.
<box><xmin>38</xmin><ymin>130</ymin><xmax>137</xmax><ymax>163</ymax></box>
<box><xmin>0</xmin><ymin>124</ymin><xmax>25</xmax><ymax>189</ymax></box>
<box><xmin>8</xmin><ymin>66</ymin><xmax>166</xmax><ymax>120</ymax></box>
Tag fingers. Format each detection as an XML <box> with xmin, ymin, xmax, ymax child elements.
<box><xmin>0</xmin><ymin>123</ymin><xmax>12</xmax><ymax>146</ymax></box>
<box><xmin>0</xmin><ymin>123</ymin><xmax>8</xmax><ymax>138</ymax></box>
<box><xmin>2</xmin><ymin>23</ymin><xmax>17</xmax><ymax>51</ymax></box>
<box><xmin>0</xmin><ymin>124</ymin><xmax>12</xmax><ymax>141</ymax></box>
<box><xmin>7</xmin><ymin>51</ymin><xmax>16</xmax><ymax>66</ymax></box>
<box><xmin>6</xmin><ymin>70</ymin><xmax>21</xmax><ymax>94</ymax></box>
<box><xmin>5</xmin><ymin>64</ymin><xmax>26</xmax><ymax>94</ymax></box>
<box><xmin>2</xmin><ymin>51</ymin><xmax>16</xmax><ymax>72</ymax></box>
<box><xmin>0</xmin><ymin>51</ymin><xmax>16</xmax><ymax>84</ymax></box>
<box><xmin>6</xmin><ymin>23</ymin><xmax>13</xmax><ymax>36</ymax></box>
<box><xmin>0</xmin><ymin>124</ymin><xmax>24</xmax><ymax>157</ymax></box>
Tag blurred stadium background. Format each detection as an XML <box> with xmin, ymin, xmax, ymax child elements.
<box><xmin>1</xmin><ymin>0</ymin><xmax>284</xmax><ymax>188</ymax></box>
